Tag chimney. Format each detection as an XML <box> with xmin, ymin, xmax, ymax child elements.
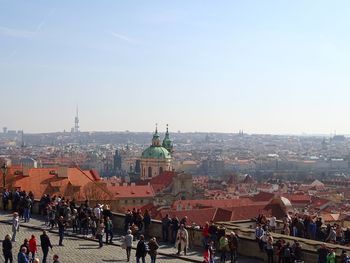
<box><xmin>23</xmin><ymin>166</ymin><xmax>30</xmax><ymax>177</ymax></box>
<box><xmin>57</xmin><ymin>166</ymin><xmax>68</xmax><ymax>178</ymax></box>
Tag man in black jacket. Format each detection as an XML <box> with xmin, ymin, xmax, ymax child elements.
<box><xmin>40</xmin><ymin>230</ymin><xmax>52</xmax><ymax>263</ymax></box>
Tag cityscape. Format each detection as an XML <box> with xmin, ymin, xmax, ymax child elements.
<box><xmin>1</xmin><ymin>1</ymin><xmax>350</xmax><ymax>263</ymax></box>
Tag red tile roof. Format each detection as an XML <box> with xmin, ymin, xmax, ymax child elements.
<box><xmin>2</xmin><ymin>166</ymin><xmax>109</xmax><ymax>201</ymax></box>
<box><xmin>107</xmin><ymin>184</ymin><xmax>155</xmax><ymax>199</ymax></box>
<box><xmin>149</xmin><ymin>171</ymin><xmax>176</xmax><ymax>193</ymax></box>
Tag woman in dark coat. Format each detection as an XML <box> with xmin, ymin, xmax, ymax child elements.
<box><xmin>3</xmin><ymin>234</ymin><xmax>13</xmax><ymax>263</ymax></box>
<box><xmin>148</xmin><ymin>237</ymin><xmax>159</xmax><ymax>263</ymax></box>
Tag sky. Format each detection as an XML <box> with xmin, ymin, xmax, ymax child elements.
<box><xmin>0</xmin><ymin>1</ymin><xmax>350</xmax><ymax>134</ymax></box>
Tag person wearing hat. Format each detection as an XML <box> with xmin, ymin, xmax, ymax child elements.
<box><xmin>11</xmin><ymin>212</ymin><xmax>19</xmax><ymax>242</ymax></box>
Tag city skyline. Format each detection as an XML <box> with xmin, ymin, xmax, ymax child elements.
<box><xmin>1</xmin><ymin>1</ymin><xmax>350</xmax><ymax>134</ymax></box>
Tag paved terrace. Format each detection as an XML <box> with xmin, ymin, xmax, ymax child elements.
<box><xmin>0</xmin><ymin>211</ymin><xmax>263</xmax><ymax>263</ymax></box>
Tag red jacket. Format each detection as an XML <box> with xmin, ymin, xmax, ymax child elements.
<box><xmin>202</xmin><ymin>226</ymin><xmax>209</xmax><ymax>237</ymax></box>
<box><xmin>29</xmin><ymin>238</ymin><xmax>37</xmax><ymax>253</ymax></box>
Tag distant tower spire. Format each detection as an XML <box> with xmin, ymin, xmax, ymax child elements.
<box><xmin>74</xmin><ymin>106</ymin><xmax>79</xmax><ymax>133</ymax></box>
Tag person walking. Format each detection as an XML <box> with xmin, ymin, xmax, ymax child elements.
<box><xmin>40</xmin><ymin>230</ymin><xmax>53</xmax><ymax>263</ymax></box>
<box><xmin>124</xmin><ymin>229</ymin><xmax>134</xmax><ymax>262</ymax></box>
<box><xmin>148</xmin><ymin>237</ymin><xmax>159</xmax><ymax>263</ymax></box>
<box><xmin>3</xmin><ymin>234</ymin><xmax>13</xmax><ymax>263</ymax></box>
<box><xmin>17</xmin><ymin>247</ymin><xmax>29</xmax><ymax>263</ymax></box>
<box><xmin>29</xmin><ymin>235</ymin><xmax>37</xmax><ymax>262</ymax></box>
<box><xmin>105</xmin><ymin>217</ymin><xmax>114</xmax><ymax>244</ymax></box>
<box><xmin>57</xmin><ymin>216</ymin><xmax>65</xmax><ymax>246</ymax></box>
<box><xmin>135</xmin><ymin>235</ymin><xmax>147</xmax><ymax>263</ymax></box>
<box><xmin>175</xmin><ymin>224</ymin><xmax>189</xmax><ymax>256</ymax></box>
<box><xmin>96</xmin><ymin>221</ymin><xmax>105</xmax><ymax>248</ymax></box>
<box><xmin>11</xmin><ymin>212</ymin><xmax>19</xmax><ymax>242</ymax></box>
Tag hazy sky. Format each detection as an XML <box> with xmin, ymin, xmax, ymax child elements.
<box><xmin>1</xmin><ymin>1</ymin><xmax>350</xmax><ymax>134</ymax></box>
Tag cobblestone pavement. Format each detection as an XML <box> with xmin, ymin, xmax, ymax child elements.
<box><xmin>0</xmin><ymin>211</ymin><xmax>263</xmax><ymax>263</ymax></box>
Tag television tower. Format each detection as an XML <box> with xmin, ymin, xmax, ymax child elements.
<box><xmin>74</xmin><ymin>106</ymin><xmax>79</xmax><ymax>133</ymax></box>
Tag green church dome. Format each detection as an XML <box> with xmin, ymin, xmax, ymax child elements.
<box><xmin>141</xmin><ymin>146</ymin><xmax>171</xmax><ymax>159</ymax></box>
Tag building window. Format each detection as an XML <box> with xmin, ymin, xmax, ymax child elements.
<box><xmin>124</xmin><ymin>200</ymin><xmax>128</xmax><ymax>204</ymax></box>
<box><xmin>133</xmin><ymin>199</ymin><xmax>136</xmax><ymax>204</ymax></box>
<box><xmin>141</xmin><ymin>199</ymin><xmax>144</xmax><ymax>204</ymax></box>
<box><xmin>159</xmin><ymin>167</ymin><xmax>163</xmax><ymax>174</ymax></box>
<box><xmin>148</xmin><ymin>167</ymin><xmax>152</xmax><ymax>177</ymax></box>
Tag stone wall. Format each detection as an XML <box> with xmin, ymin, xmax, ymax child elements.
<box><xmin>2</xmin><ymin>200</ymin><xmax>347</xmax><ymax>263</ymax></box>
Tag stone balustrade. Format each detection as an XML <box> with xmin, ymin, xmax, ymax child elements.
<box><xmin>2</xmin><ymin>200</ymin><xmax>349</xmax><ymax>263</ymax></box>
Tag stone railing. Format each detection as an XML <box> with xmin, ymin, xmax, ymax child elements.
<box><xmin>2</xmin><ymin>200</ymin><xmax>349</xmax><ymax>263</ymax></box>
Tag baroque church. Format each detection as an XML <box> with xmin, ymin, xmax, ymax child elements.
<box><xmin>140</xmin><ymin>125</ymin><xmax>173</xmax><ymax>180</ymax></box>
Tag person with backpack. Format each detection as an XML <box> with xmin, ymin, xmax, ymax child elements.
<box><xmin>136</xmin><ymin>235</ymin><xmax>147</xmax><ymax>263</ymax></box>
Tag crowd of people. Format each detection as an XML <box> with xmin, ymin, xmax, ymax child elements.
<box><xmin>255</xmin><ymin>213</ymin><xmax>350</xmax><ymax>263</ymax></box>
<box><xmin>4</xmin><ymin>190</ymin><xmax>350</xmax><ymax>263</ymax></box>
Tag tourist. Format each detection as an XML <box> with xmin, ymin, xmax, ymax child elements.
<box><xmin>341</xmin><ymin>249</ymin><xmax>350</xmax><ymax>263</ymax></box>
<box><xmin>208</xmin><ymin>220</ymin><xmax>218</xmax><ymax>247</ymax></box>
<box><xmin>105</xmin><ymin>216</ymin><xmax>114</xmax><ymax>244</ymax></box>
<box><xmin>29</xmin><ymin>235</ymin><xmax>38</xmax><ymax>261</ymax></box>
<box><xmin>327</xmin><ymin>248</ymin><xmax>336</xmax><ymax>263</ymax></box>
<box><xmin>269</xmin><ymin>216</ymin><xmax>277</xmax><ymax>232</ymax></box>
<box><xmin>124</xmin><ymin>229</ymin><xmax>133</xmax><ymax>262</ymax></box>
<box><xmin>317</xmin><ymin>243</ymin><xmax>328</xmax><ymax>263</ymax></box>
<box><xmin>40</xmin><ymin>230</ymin><xmax>53</xmax><ymax>263</ymax></box>
<box><xmin>2</xmin><ymin>189</ymin><xmax>9</xmax><ymax>211</ymax></box>
<box><xmin>255</xmin><ymin>223</ymin><xmax>264</xmax><ymax>252</ymax></box>
<box><xmin>135</xmin><ymin>234</ymin><xmax>147</xmax><ymax>263</ymax></box>
<box><xmin>218</xmin><ymin>233</ymin><xmax>228</xmax><ymax>263</ymax></box>
<box><xmin>11</xmin><ymin>212</ymin><xmax>19</xmax><ymax>242</ymax></box>
<box><xmin>326</xmin><ymin>227</ymin><xmax>337</xmax><ymax>243</ymax></box>
<box><xmin>283</xmin><ymin>242</ymin><xmax>291</xmax><ymax>263</ymax></box>
<box><xmin>96</xmin><ymin>220</ymin><xmax>105</xmax><ymax>248</ymax></box>
<box><xmin>143</xmin><ymin>210</ymin><xmax>151</xmax><ymax>239</ymax></box>
<box><xmin>52</xmin><ymin>254</ymin><xmax>60</xmax><ymax>263</ymax></box>
<box><xmin>17</xmin><ymin>247</ymin><xmax>29</xmax><ymax>263</ymax></box>
<box><xmin>3</xmin><ymin>234</ymin><xmax>13</xmax><ymax>263</ymax></box>
<box><xmin>202</xmin><ymin>222</ymin><xmax>210</xmax><ymax>247</ymax></box>
<box><xmin>57</xmin><ymin>216</ymin><xmax>66</xmax><ymax>246</ymax></box>
<box><xmin>148</xmin><ymin>237</ymin><xmax>159</xmax><ymax>263</ymax></box>
<box><xmin>171</xmin><ymin>216</ymin><xmax>179</xmax><ymax>244</ymax></box>
<box><xmin>228</xmin><ymin>231</ymin><xmax>239</xmax><ymax>263</ymax></box>
<box><xmin>23</xmin><ymin>195</ymin><xmax>32</xmax><ymax>223</ymax></box>
<box><xmin>175</xmin><ymin>224</ymin><xmax>188</xmax><ymax>256</ymax></box>
<box><xmin>161</xmin><ymin>214</ymin><xmax>171</xmax><ymax>242</ymax></box>
<box><xmin>20</xmin><ymin>239</ymin><xmax>30</xmax><ymax>258</ymax></box>
<box><xmin>265</xmin><ymin>232</ymin><xmax>274</xmax><ymax>263</ymax></box>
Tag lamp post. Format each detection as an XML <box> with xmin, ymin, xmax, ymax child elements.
<box><xmin>1</xmin><ymin>163</ymin><xmax>7</xmax><ymax>190</ymax></box>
